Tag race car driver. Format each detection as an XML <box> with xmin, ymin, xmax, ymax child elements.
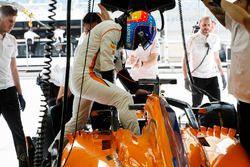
<box><xmin>51</xmin><ymin>10</ymin><xmax>157</xmax><ymax>147</ymax></box>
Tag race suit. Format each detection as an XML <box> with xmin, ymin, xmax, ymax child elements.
<box><xmin>53</xmin><ymin>20</ymin><xmax>140</xmax><ymax>144</ymax></box>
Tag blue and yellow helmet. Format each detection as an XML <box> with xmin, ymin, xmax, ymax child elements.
<box><xmin>125</xmin><ymin>11</ymin><xmax>156</xmax><ymax>50</ymax></box>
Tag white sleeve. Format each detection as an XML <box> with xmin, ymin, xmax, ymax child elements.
<box><xmin>12</xmin><ymin>38</ymin><xmax>18</xmax><ymax>58</ymax></box>
<box><xmin>150</xmin><ymin>39</ymin><xmax>160</xmax><ymax>54</ymax></box>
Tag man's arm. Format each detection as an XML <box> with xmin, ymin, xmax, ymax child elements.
<box><xmin>214</xmin><ymin>52</ymin><xmax>224</xmax><ymax>76</ymax></box>
<box><xmin>221</xmin><ymin>0</ymin><xmax>250</xmax><ymax>33</ymax></box>
<box><xmin>98</xmin><ymin>3</ymin><xmax>112</xmax><ymax>20</ymax></box>
<box><xmin>182</xmin><ymin>55</ymin><xmax>192</xmax><ymax>91</ymax></box>
<box><xmin>214</xmin><ymin>51</ymin><xmax>227</xmax><ymax>89</ymax></box>
<box><xmin>182</xmin><ymin>56</ymin><xmax>188</xmax><ymax>79</ymax></box>
<box><xmin>133</xmin><ymin>53</ymin><xmax>158</xmax><ymax>69</ymax></box>
<box><xmin>138</xmin><ymin>40</ymin><xmax>159</xmax><ymax>68</ymax></box>
<box><xmin>139</xmin><ymin>53</ymin><xmax>158</xmax><ymax>68</ymax></box>
<box><xmin>11</xmin><ymin>57</ymin><xmax>22</xmax><ymax>95</ymax></box>
<box><xmin>126</xmin><ymin>54</ymin><xmax>138</xmax><ymax>66</ymax></box>
<box><xmin>202</xmin><ymin>0</ymin><xmax>226</xmax><ymax>26</ymax></box>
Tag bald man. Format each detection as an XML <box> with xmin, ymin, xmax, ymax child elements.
<box><xmin>182</xmin><ymin>16</ymin><xmax>225</xmax><ymax>108</ymax></box>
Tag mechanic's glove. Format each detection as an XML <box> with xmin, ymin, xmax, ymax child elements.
<box><xmin>184</xmin><ymin>78</ymin><xmax>192</xmax><ymax>91</ymax></box>
<box><xmin>221</xmin><ymin>75</ymin><xmax>227</xmax><ymax>90</ymax></box>
<box><xmin>18</xmin><ymin>94</ymin><xmax>26</xmax><ymax>111</ymax></box>
<box><xmin>114</xmin><ymin>50</ymin><xmax>124</xmax><ymax>72</ymax></box>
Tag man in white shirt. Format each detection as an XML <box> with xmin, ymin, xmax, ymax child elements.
<box><xmin>0</xmin><ymin>5</ymin><xmax>29</xmax><ymax>167</ymax></box>
<box><xmin>24</xmin><ymin>27</ymin><xmax>40</xmax><ymax>57</ymax></box>
<box><xmin>182</xmin><ymin>16</ymin><xmax>226</xmax><ymax>107</ymax></box>
<box><xmin>24</xmin><ymin>27</ymin><xmax>40</xmax><ymax>45</ymax></box>
<box><xmin>54</xmin><ymin>25</ymin><xmax>65</xmax><ymax>43</ymax></box>
<box><xmin>53</xmin><ymin>25</ymin><xmax>65</xmax><ymax>53</ymax></box>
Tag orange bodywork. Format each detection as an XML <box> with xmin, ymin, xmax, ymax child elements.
<box><xmin>182</xmin><ymin>126</ymin><xmax>249</xmax><ymax>167</ymax></box>
<box><xmin>61</xmin><ymin>94</ymin><xmax>250</xmax><ymax>167</ymax></box>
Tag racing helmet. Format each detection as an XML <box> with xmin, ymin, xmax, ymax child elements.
<box><xmin>125</xmin><ymin>11</ymin><xmax>156</xmax><ymax>50</ymax></box>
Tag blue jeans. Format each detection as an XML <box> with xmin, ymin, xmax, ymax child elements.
<box><xmin>0</xmin><ymin>86</ymin><xmax>28</xmax><ymax>167</ymax></box>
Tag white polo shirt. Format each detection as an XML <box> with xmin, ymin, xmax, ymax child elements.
<box><xmin>225</xmin><ymin>14</ymin><xmax>250</xmax><ymax>103</ymax></box>
<box><xmin>187</xmin><ymin>31</ymin><xmax>220</xmax><ymax>78</ymax></box>
<box><xmin>0</xmin><ymin>33</ymin><xmax>18</xmax><ymax>90</ymax></box>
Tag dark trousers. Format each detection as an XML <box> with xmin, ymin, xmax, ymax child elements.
<box><xmin>237</xmin><ymin>100</ymin><xmax>250</xmax><ymax>157</ymax></box>
<box><xmin>192</xmin><ymin>76</ymin><xmax>220</xmax><ymax>107</ymax></box>
<box><xmin>0</xmin><ymin>87</ymin><xmax>28</xmax><ymax>167</ymax></box>
<box><xmin>39</xmin><ymin>82</ymin><xmax>60</xmax><ymax>107</ymax></box>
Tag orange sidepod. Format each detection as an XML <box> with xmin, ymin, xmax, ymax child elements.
<box><xmin>61</xmin><ymin>130</ymin><xmax>118</xmax><ymax>167</ymax></box>
<box><xmin>182</xmin><ymin>126</ymin><xmax>250</xmax><ymax>167</ymax></box>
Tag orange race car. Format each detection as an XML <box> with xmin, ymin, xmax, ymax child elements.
<box><xmin>59</xmin><ymin>79</ymin><xmax>249</xmax><ymax>167</ymax></box>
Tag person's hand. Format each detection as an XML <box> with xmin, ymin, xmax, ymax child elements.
<box><xmin>18</xmin><ymin>94</ymin><xmax>26</xmax><ymax>111</ymax></box>
<box><xmin>114</xmin><ymin>50</ymin><xmax>124</xmax><ymax>72</ymax></box>
<box><xmin>184</xmin><ymin>78</ymin><xmax>192</xmax><ymax>91</ymax></box>
<box><xmin>127</xmin><ymin>54</ymin><xmax>137</xmax><ymax>65</ymax></box>
<box><xmin>221</xmin><ymin>75</ymin><xmax>227</xmax><ymax>90</ymax></box>
<box><xmin>133</xmin><ymin>59</ymin><xmax>143</xmax><ymax>69</ymax></box>
<box><xmin>98</xmin><ymin>3</ymin><xmax>111</xmax><ymax>20</ymax></box>
<box><xmin>135</xmin><ymin>89</ymin><xmax>150</xmax><ymax>96</ymax></box>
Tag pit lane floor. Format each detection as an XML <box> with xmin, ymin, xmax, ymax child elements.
<box><xmin>0</xmin><ymin>68</ymin><xmax>236</xmax><ymax>167</ymax></box>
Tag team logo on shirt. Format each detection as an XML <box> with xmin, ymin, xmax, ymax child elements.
<box><xmin>110</xmin><ymin>42</ymin><xmax>117</xmax><ymax>55</ymax></box>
